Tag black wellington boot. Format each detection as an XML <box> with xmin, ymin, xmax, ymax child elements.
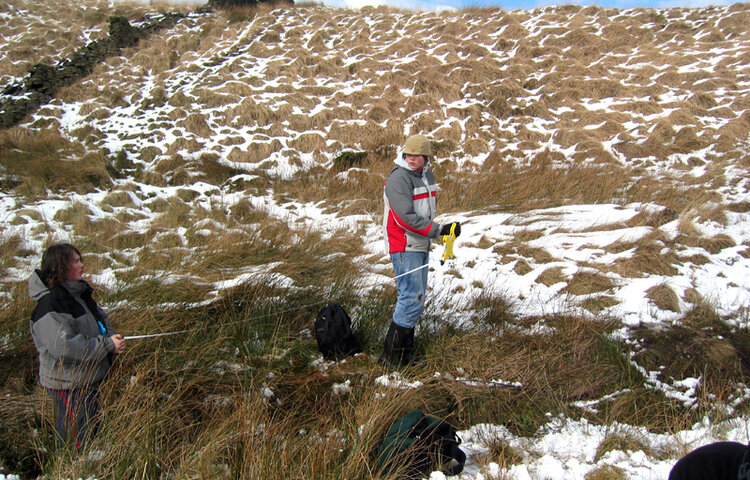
<box><xmin>396</xmin><ymin>324</ymin><xmax>415</xmax><ymax>366</ymax></box>
<box><xmin>379</xmin><ymin>322</ymin><xmax>415</xmax><ymax>368</ymax></box>
<box><xmin>379</xmin><ymin>322</ymin><xmax>398</xmax><ymax>368</ymax></box>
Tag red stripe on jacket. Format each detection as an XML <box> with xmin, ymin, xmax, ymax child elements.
<box><xmin>387</xmin><ymin>209</ymin><xmax>434</xmax><ymax>252</ymax></box>
<box><xmin>413</xmin><ymin>191</ymin><xmax>436</xmax><ymax>201</ymax></box>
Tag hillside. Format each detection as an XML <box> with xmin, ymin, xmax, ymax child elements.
<box><xmin>1</xmin><ymin>0</ymin><xmax>750</xmax><ymax>478</ymax></box>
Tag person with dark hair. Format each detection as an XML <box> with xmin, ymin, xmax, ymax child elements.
<box><xmin>29</xmin><ymin>243</ymin><xmax>125</xmax><ymax>451</ymax></box>
<box><xmin>380</xmin><ymin>134</ymin><xmax>461</xmax><ymax>368</ymax></box>
<box><xmin>669</xmin><ymin>441</ymin><xmax>750</xmax><ymax>480</ymax></box>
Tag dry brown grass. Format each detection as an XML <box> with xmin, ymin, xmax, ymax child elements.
<box><xmin>180</xmin><ymin>112</ymin><xmax>212</xmax><ymax>138</ymax></box>
<box><xmin>581</xmin><ymin>295</ymin><xmax>620</xmax><ymax>314</ymax></box>
<box><xmin>595</xmin><ymin>430</ymin><xmax>656</xmax><ymax>463</ymax></box>
<box><xmin>288</xmin><ymin>132</ymin><xmax>327</xmax><ymax>153</ymax></box>
<box><xmin>585</xmin><ymin>464</ymin><xmax>629</xmax><ymax>480</ymax></box>
<box><xmin>0</xmin><ymin>128</ymin><xmax>113</xmax><ymax>196</ymax></box>
<box><xmin>684</xmin><ymin>233</ymin><xmax>737</xmax><ymax>255</ymax></box>
<box><xmin>425</xmin><ymin>311</ymin><xmax>653</xmax><ymax>433</ymax></box>
<box><xmin>633</xmin><ymin>305</ymin><xmax>743</xmax><ymax>396</ymax></box>
<box><xmin>438</xmin><ymin>158</ymin><xmax>649</xmax><ymax>214</ymax></box>
<box><xmin>564</xmin><ymin>271</ymin><xmax>615</xmax><ymax>296</ymax></box>
<box><xmin>646</xmin><ymin>283</ymin><xmax>681</xmax><ymax>313</ymax></box>
<box><xmin>226</xmin><ymin>140</ymin><xmax>283</xmax><ymax>165</ymax></box>
<box><xmin>536</xmin><ymin>266</ymin><xmax>566</xmax><ymax>287</ymax></box>
<box><xmin>0</xmin><ymin>233</ymin><xmax>34</xmax><ymax>271</ymax></box>
<box><xmin>33</xmin><ymin>0</ymin><xmax>733</xmax><ymax>194</ymax></box>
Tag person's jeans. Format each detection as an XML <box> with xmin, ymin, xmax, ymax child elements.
<box><xmin>391</xmin><ymin>251</ymin><xmax>429</xmax><ymax>329</ymax></box>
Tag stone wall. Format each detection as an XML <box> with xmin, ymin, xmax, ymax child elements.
<box><xmin>0</xmin><ymin>14</ymin><xmax>184</xmax><ymax>129</ymax></box>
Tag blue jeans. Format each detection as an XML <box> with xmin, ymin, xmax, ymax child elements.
<box><xmin>391</xmin><ymin>251</ymin><xmax>429</xmax><ymax>329</ymax></box>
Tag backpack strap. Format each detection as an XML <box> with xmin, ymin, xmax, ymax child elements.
<box><xmin>418</xmin><ymin>416</ymin><xmax>467</xmax><ymax>476</ymax></box>
<box><xmin>442</xmin><ymin>439</ymin><xmax>466</xmax><ymax>476</ymax></box>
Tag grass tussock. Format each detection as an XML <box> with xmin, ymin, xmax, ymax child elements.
<box><xmin>595</xmin><ymin>430</ymin><xmax>655</xmax><ymax>462</ymax></box>
<box><xmin>632</xmin><ymin>303</ymin><xmax>748</xmax><ymax>413</ymax></box>
<box><xmin>606</xmin><ymin>231</ymin><xmax>680</xmax><ymax>278</ymax></box>
<box><xmin>585</xmin><ymin>464</ymin><xmax>629</xmax><ymax>480</ymax></box>
<box><xmin>646</xmin><ymin>283</ymin><xmax>681</xmax><ymax>313</ymax></box>
<box><xmin>563</xmin><ymin>271</ymin><xmax>615</xmax><ymax>296</ymax></box>
<box><xmin>0</xmin><ymin>128</ymin><xmax>112</xmax><ymax>196</ymax></box>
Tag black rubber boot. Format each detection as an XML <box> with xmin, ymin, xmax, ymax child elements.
<box><xmin>379</xmin><ymin>322</ymin><xmax>398</xmax><ymax>367</ymax></box>
<box><xmin>379</xmin><ymin>322</ymin><xmax>415</xmax><ymax>368</ymax></box>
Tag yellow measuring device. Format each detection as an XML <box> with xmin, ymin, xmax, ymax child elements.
<box><xmin>440</xmin><ymin>223</ymin><xmax>457</xmax><ymax>265</ymax></box>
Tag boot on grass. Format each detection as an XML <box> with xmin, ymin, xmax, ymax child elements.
<box><xmin>379</xmin><ymin>322</ymin><xmax>416</xmax><ymax>368</ymax></box>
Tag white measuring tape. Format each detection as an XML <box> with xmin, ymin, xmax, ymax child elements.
<box><xmin>122</xmin><ymin>300</ymin><xmax>329</xmax><ymax>340</ymax></box>
<box><xmin>124</xmin><ymin>329</ymin><xmax>192</xmax><ymax>340</ymax></box>
<box><xmin>123</xmin><ymin>264</ymin><xmax>434</xmax><ymax>340</ymax></box>
<box><xmin>393</xmin><ymin>263</ymin><xmax>430</xmax><ymax>280</ymax></box>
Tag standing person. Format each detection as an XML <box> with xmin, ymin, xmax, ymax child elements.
<box><xmin>380</xmin><ymin>134</ymin><xmax>460</xmax><ymax>368</ymax></box>
<box><xmin>29</xmin><ymin>243</ymin><xmax>126</xmax><ymax>451</ymax></box>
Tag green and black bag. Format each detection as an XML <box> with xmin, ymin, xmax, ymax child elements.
<box><xmin>375</xmin><ymin>409</ymin><xmax>466</xmax><ymax>479</ymax></box>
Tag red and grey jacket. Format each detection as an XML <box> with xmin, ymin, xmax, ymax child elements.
<box><xmin>29</xmin><ymin>271</ymin><xmax>115</xmax><ymax>390</ymax></box>
<box><xmin>383</xmin><ymin>155</ymin><xmax>443</xmax><ymax>253</ymax></box>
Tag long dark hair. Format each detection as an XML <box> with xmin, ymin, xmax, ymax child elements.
<box><xmin>41</xmin><ymin>243</ymin><xmax>81</xmax><ymax>289</ymax></box>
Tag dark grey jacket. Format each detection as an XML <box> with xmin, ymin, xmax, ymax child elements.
<box><xmin>29</xmin><ymin>271</ymin><xmax>115</xmax><ymax>390</ymax></box>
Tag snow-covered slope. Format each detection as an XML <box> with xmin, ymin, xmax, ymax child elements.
<box><xmin>1</xmin><ymin>2</ymin><xmax>750</xmax><ymax>479</ymax></box>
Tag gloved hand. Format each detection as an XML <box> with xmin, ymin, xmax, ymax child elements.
<box><xmin>439</xmin><ymin>222</ymin><xmax>461</xmax><ymax>237</ymax></box>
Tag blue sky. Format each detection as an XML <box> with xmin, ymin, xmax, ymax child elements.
<box><xmin>330</xmin><ymin>0</ymin><xmax>745</xmax><ymax>11</ymax></box>
<box><xmin>140</xmin><ymin>0</ymin><xmax>746</xmax><ymax>11</ymax></box>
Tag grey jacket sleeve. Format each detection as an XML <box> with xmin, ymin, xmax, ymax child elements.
<box><xmin>32</xmin><ymin>310</ymin><xmax>114</xmax><ymax>363</ymax></box>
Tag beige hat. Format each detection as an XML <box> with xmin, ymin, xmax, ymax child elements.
<box><xmin>403</xmin><ymin>134</ymin><xmax>432</xmax><ymax>157</ymax></box>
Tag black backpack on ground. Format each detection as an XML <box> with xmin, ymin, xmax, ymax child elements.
<box><xmin>314</xmin><ymin>303</ymin><xmax>361</xmax><ymax>360</ymax></box>
<box><xmin>374</xmin><ymin>409</ymin><xmax>466</xmax><ymax>479</ymax></box>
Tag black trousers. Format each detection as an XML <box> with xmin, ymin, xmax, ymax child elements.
<box><xmin>48</xmin><ymin>383</ymin><xmax>101</xmax><ymax>451</ymax></box>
